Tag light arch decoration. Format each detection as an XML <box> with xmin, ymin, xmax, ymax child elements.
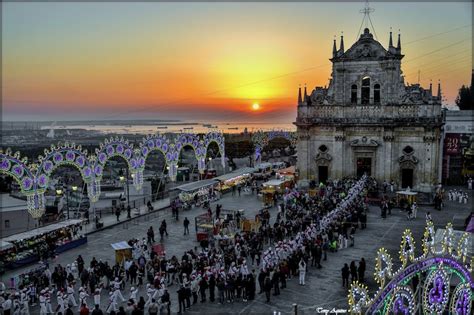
<box><xmin>0</xmin><ymin>131</ymin><xmax>226</xmax><ymax>218</ymax></box>
<box><xmin>136</xmin><ymin>134</ymin><xmax>172</xmax><ymax>184</ymax></box>
<box><xmin>0</xmin><ymin>149</ymin><xmax>39</xmax><ymax>218</ymax></box>
<box><xmin>34</xmin><ymin>142</ymin><xmax>93</xmax><ymax>217</ymax></box>
<box><xmin>91</xmin><ymin>137</ymin><xmax>135</xmax><ymax>201</ymax></box>
<box><xmin>252</xmin><ymin>130</ymin><xmax>297</xmax><ymax>164</ymax></box>
<box><xmin>204</xmin><ymin>131</ymin><xmax>226</xmax><ymax>169</ymax></box>
<box><xmin>348</xmin><ymin>222</ymin><xmax>474</xmax><ymax>314</ymax></box>
<box><xmin>174</xmin><ymin>133</ymin><xmax>207</xmax><ymax>174</ymax></box>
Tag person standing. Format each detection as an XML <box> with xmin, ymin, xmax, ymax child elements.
<box><xmin>298</xmin><ymin>259</ymin><xmax>306</xmax><ymax>286</ymax></box>
<box><xmin>183</xmin><ymin>217</ymin><xmax>190</xmax><ymax>236</ymax></box>
<box><xmin>272</xmin><ymin>269</ymin><xmax>280</xmax><ymax>296</ymax></box>
<box><xmin>177</xmin><ymin>285</ymin><xmax>186</xmax><ymax>314</ymax></box>
<box><xmin>208</xmin><ymin>274</ymin><xmax>216</xmax><ymax>303</ymax></box>
<box><xmin>161</xmin><ymin>220</ymin><xmax>169</xmax><ymax>236</ymax></box>
<box><xmin>91</xmin><ymin>304</ymin><xmax>103</xmax><ymax>315</ymax></box>
<box><xmin>263</xmin><ymin>275</ymin><xmax>272</xmax><ymax>303</ymax></box>
<box><xmin>358</xmin><ymin>258</ymin><xmax>366</xmax><ymax>283</ymax></box>
<box><xmin>341</xmin><ymin>263</ymin><xmax>350</xmax><ymax>288</ymax></box>
<box><xmin>350</xmin><ymin>261</ymin><xmax>358</xmax><ymax>283</ymax></box>
<box><xmin>115</xmin><ymin>208</ymin><xmax>120</xmax><ymax>222</ymax></box>
<box><xmin>160</xmin><ymin>289</ymin><xmax>171</xmax><ymax>315</ymax></box>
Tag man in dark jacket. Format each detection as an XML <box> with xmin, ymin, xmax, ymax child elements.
<box><xmin>263</xmin><ymin>275</ymin><xmax>272</xmax><ymax>302</ymax></box>
<box><xmin>91</xmin><ymin>304</ymin><xmax>103</xmax><ymax>315</ymax></box>
<box><xmin>341</xmin><ymin>263</ymin><xmax>350</xmax><ymax>288</ymax></box>
<box><xmin>272</xmin><ymin>269</ymin><xmax>280</xmax><ymax>296</ymax></box>
<box><xmin>177</xmin><ymin>285</ymin><xmax>186</xmax><ymax>314</ymax></box>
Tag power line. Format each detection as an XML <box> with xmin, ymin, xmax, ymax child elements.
<box><xmin>404</xmin><ymin>37</ymin><xmax>471</xmax><ymax>63</ymax></box>
<box><xmin>404</xmin><ymin>24</ymin><xmax>471</xmax><ymax>45</ymax></box>
<box><xmin>404</xmin><ymin>54</ymin><xmax>472</xmax><ymax>78</ymax></box>
<box><xmin>105</xmin><ymin>31</ymin><xmax>471</xmax><ymax>119</ymax></box>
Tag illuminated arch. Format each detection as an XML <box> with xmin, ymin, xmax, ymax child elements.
<box><xmin>35</xmin><ymin>142</ymin><xmax>93</xmax><ymax>191</ymax></box>
<box><xmin>92</xmin><ymin>137</ymin><xmax>136</xmax><ymax>197</ymax></box>
<box><xmin>0</xmin><ymin>149</ymin><xmax>35</xmax><ymax>194</ymax></box>
<box><xmin>204</xmin><ymin>131</ymin><xmax>226</xmax><ymax>168</ymax></box>
<box><xmin>33</xmin><ymin>142</ymin><xmax>93</xmax><ymax>218</ymax></box>
<box><xmin>136</xmin><ymin>134</ymin><xmax>172</xmax><ymax>186</ymax></box>
<box><xmin>252</xmin><ymin>130</ymin><xmax>297</xmax><ymax>163</ymax></box>
<box><xmin>174</xmin><ymin>133</ymin><xmax>207</xmax><ymax>173</ymax></box>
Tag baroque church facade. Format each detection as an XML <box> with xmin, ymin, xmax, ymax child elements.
<box><xmin>295</xmin><ymin>28</ymin><xmax>444</xmax><ymax>192</ymax></box>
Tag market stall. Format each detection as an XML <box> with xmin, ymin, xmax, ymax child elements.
<box><xmin>261</xmin><ymin>178</ymin><xmax>294</xmax><ymax>206</ymax></box>
<box><xmin>195</xmin><ymin>213</ymin><xmax>214</xmax><ymax>241</ymax></box>
<box><xmin>276</xmin><ymin>165</ymin><xmax>297</xmax><ymax>181</ymax></box>
<box><xmin>195</xmin><ymin>208</ymin><xmax>245</xmax><ymax>242</ymax></box>
<box><xmin>1</xmin><ymin>219</ymin><xmax>86</xmax><ymax>269</ymax></box>
<box><xmin>396</xmin><ymin>190</ymin><xmax>418</xmax><ymax>207</ymax></box>
<box><xmin>172</xmin><ymin>179</ymin><xmax>218</xmax><ymax>208</ymax></box>
<box><xmin>111</xmin><ymin>241</ymin><xmax>132</xmax><ymax>264</ymax></box>
<box><xmin>254</xmin><ymin>163</ymin><xmax>273</xmax><ymax>179</ymax></box>
<box><xmin>214</xmin><ymin>167</ymin><xmax>256</xmax><ymax>193</ymax></box>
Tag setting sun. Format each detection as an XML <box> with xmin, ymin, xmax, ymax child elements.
<box><xmin>252</xmin><ymin>103</ymin><xmax>261</xmax><ymax>111</ymax></box>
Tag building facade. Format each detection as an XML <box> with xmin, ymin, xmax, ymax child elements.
<box><xmin>295</xmin><ymin>28</ymin><xmax>444</xmax><ymax>192</ymax></box>
<box><xmin>442</xmin><ymin>110</ymin><xmax>474</xmax><ymax>185</ymax></box>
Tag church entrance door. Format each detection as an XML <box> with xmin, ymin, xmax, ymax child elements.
<box><xmin>401</xmin><ymin>169</ymin><xmax>414</xmax><ymax>188</ymax></box>
<box><xmin>318</xmin><ymin>166</ymin><xmax>328</xmax><ymax>184</ymax></box>
<box><xmin>356</xmin><ymin>157</ymin><xmax>372</xmax><ymax>177</ymax></box>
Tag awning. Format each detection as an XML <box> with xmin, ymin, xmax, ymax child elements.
<box><xmin>396</xmin><ymin>191</ymin><xmax>418</xmax><ymax>196</ymax></box>
<box><xmin>214</xmin><ymin>167</ymin><xmax>257</xmax><ymax>182</ymax></box>
<box><xmin>174</xmin><ymin>179</ymin><xmax>217</xmax><ymax>193</ymax></box>
<box><xmin>277</xmin><ymin>166</ymin><xmax>296</xmax><ymax>175</ymax></box>
<box><xmin>111</xmin><ymin>241</ymin><xmax>132</xmax><ymax>250</ymax></box>
<box><xmin>263</xmin><ymin>179</ymin><xmax>286</xmax><ymax>186</ymax></box>
<box><xmin>2</xmin><ymin>219</ymin><xmax>84</xmax><ymax>243</ymax></box>
<box><xmin>255</xmin><ymin>162</ymin><xmax>272</xmax><ymax>169</ymax></box>
<box><xmin>0</xmin><ymin>240</ymin><xmax>14</xmax><ymax>251</ymax></box>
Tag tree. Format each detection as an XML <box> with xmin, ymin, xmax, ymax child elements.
<box><xmin>455</xmin><ymin>84</ymin><xmax>473</xmax><ymax>110</ymax></box>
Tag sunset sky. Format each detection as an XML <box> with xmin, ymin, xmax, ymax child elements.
<box><xmin>2</xmin><ymin>2</ymin><xmax>472</xmax><ymax>122</ymax></box>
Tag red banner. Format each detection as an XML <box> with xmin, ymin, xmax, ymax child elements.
<box><xmin>444</xmin><ymin>134</ymin><xmax>461</xmax><ymax>155</ymax></box>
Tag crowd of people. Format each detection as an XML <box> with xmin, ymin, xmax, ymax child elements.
<box><xmin>447</xmin><ymin>189</ymin><xmax>469</xmax><ymax>204</ymax></box>
<box><xmin>0</xmin><ymin>176</ymin><xmax>371</xmax><ymax>315</ymax></box>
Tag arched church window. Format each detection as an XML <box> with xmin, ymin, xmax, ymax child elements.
<box><xmin>361</xmin><ymin>77</ymin><xmax>370</xmax><ymax>104</ymax></box>
<box><xmin>374</xmin><ymin>84</ymin><xmax>381</xmax><ymax>104</ymax></box>
<box><xmin>351</xmin><ymin>84</ymin><xmax>357</xmax><ymax>104</ymax></box>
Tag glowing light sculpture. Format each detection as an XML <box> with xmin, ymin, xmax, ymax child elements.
<box><xmin>348</xmin><ymin>223</ymin><xmax>474</xmax><ymax>314</ymax></box>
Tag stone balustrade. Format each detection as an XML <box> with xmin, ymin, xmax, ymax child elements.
<box><xmin>296</xmin><ymin>104</ymin><xmax>443</xmax><ymax>126</ymax></box>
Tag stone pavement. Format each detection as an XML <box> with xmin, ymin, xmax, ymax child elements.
<box><xmin>3</xmin><ymin>186</ymin><xmax>472</xmax><ymax>314</ymax></box>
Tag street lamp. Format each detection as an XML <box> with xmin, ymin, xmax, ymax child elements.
<box><xmin>56</xmin><ymin>187</ymin><xmax>70</xmax><ymax>220</ymax></box>
<box><xmin>119</xmin><ymin>168</ymin><xmax>130</xmax><ymax>208</ymax></box>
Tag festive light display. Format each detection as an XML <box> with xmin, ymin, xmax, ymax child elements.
<box><xmin>399</xmin><ymin>229</ymin><xmax>415</xmax><ymax>268</ymax></box>
<box><xmin>450</xmin><ymin>283</ymin><xmax>472</xmax><ymax>315</ymax></box>
<box><xmin>348</xmin><ymin>222</ymin><xmax>474</xmax><ymax>314</ymax></box>
<box><xmin>386</xmin><ymin>285</ymin><xmax>415</xmax><ymax>315</ymax></box>
<box><xmin>252</xmin><ymin>130</ymin><xmax>296</xmax><ymax>163</ymax></box>
<box><xmin>423</xmin><ymin>267</ymin><xmax>450</xmax><ymax>314</ymax></box>
<box><xmin>347</xmin><ymin>281</ymin><xmax>369</xmax><ymax>314</ymax></box>
<box><xmin>0</xmin><ymin>131</ymin><xmax>225</xmax><ymax>218</ymax></box>
<box><xmin>374</xmin><ymin>247</ymin><xmax>393</xmax><ymax>287</ymax></box>
<box><xmin>34</xmin><ymin>142</ymin><xmax>93</xmax><ymax>218</ymax></box>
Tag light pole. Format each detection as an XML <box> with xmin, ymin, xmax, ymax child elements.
<box><xmin>56</xmin><ymin>188</ymin><xmax>65</xmax><ymax>219</ymax></box>
<box><xmin>71</xmin><ymin>185</ymin><xmax>78</xmax><ymax>218</ymax></box>
<box><xmin>119</xmin><ymin>168</ymin><xmax>130</xmax><ymax>209</ymax></box>
<box><xmin>56</xmin><ymin>183</ymin><xmax>78</xmax><ymax>220</ymax></box>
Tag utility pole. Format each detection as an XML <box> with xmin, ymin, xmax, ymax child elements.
<box><xmin>126</xmin><ymin>167</ymin><xmax>130</xmax><ymax>208</ymax></box>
